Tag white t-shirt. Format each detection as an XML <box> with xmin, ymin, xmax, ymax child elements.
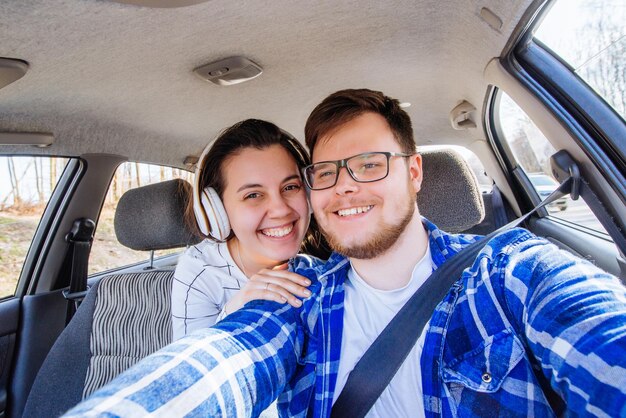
<box><xmin>171</xmin><ymin>239</ymin><xmax>247</xmax><ymax>341</ymax></box>
<box><xmin>333</xmin><ymin>245</ymin><xmax>434</xmax><ymax>417</ymax></box>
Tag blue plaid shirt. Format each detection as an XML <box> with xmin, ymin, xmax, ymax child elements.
<box><xmin>66</xmin><ymin>219</ymin><xmax>626</xmax><ymax>417</ymax></box>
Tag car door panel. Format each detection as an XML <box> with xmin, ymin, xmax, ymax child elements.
<box><xmin>527</xmin><ymin>217</ymin><xmax>623</xmax><ymax>280</ymax></box>
<box><xmin>8</xmin><ymin>291</ymin><xmax>67</xmax><ymax>418</ymax></box>
<box><xmin>0</xmin><ymin>298</ymin><xmax>19</xmax><ymax>418</ymax></box>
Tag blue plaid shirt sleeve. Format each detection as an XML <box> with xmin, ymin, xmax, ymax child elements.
<box><xmin>63</xmin><ymin>302</ymin><xmax>304</xmax><ymax>417</ymax></box>
<box><xmin>498</xmin><ymin>230</ymin><xmax>626</xmax><ymax>415</ymax></box>
<box><xmin>423</xmin><ymin>222</ymin><xmax>626</xmax><ymax>417</ymax></box>
<box><xmin>62</xmin><ymin>226</ymin><xmax>626</xmax><ymax>417</ymax></box>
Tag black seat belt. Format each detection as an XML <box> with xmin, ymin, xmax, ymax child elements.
<box><xmin>491</xmin><ymin>184</ymin><xmax>508</xmax><ymax>229</ymax></box>
<box><xmin>62</xmin><ymin>218</ymin><xmax>95</xmax><ymax>325</ymax></box>
<box><xmin>332</xmin><ymin>158</ymin><xmax>580</xmax><ymax>418</ymax></box>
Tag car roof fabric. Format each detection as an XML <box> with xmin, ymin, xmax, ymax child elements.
<box><xmin>0</xmin><ymin>0</ymin><xmax>535</xmax><ymax>167</ymax></box>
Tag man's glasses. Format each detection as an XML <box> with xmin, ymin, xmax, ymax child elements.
<box><xmin>303</xmin><ymin>151</ymin><xmax>414</xmax><ymax>190</ymax></box>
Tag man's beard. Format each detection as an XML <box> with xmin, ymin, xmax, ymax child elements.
<box><xmin>320</xmin><ymin>193</ymin><xmax>416</xmax><ymax>259</ymax></box>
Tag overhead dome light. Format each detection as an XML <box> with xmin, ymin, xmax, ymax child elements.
<box><xmin>399</xmin><ymin>102</ymin><xmax>411</xmax><ymax>108</ymax></box>
<box><xmin>194</xmin><ymin>56</ymin><xmax>263</xmax><ymax>86</ymax></box>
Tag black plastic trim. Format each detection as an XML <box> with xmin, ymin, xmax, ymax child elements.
<box><xmin>486</xmin><ymin>23</ymin><xmax>626</xmax><ymax>254</ymax></box>
<box><xmin>503</xmin><ymin>44</ymin><xmax>625</xmax><ymax>248</ymax></box>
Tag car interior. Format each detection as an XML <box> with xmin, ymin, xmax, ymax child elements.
<box><xmin>0</xmin><ymin>0</ymin><xmax>624</xmax><ymax>417</ymax></box>
<box><xmin>23</xmin><ymin>148</ymin><xmax>489</xmax><ymax>417</ymax></box>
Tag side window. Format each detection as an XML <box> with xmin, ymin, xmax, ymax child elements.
<box><xmin>497</xmin><ymin>92</ymin><xmax>609</xmax><ymax>236</ymax></box>
<box><xmin>88</xmin><ymin>163</ymin><xmax>193</xmax><ymax>275</ymax></box>
<box><xmin>0</xmin><ymin>156</ymin><xmax>70</xmax><ymax>298</ymax></box>
<box><xmin>534</xmin><ymin>0</ymin><xmax>625</xmax><ymax>119</ymax></box>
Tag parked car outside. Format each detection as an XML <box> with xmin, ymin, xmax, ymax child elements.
<box><xmin>528</xmin><ymin>173</ymin><xmax>568</xmax><ymax>211</ymax></box>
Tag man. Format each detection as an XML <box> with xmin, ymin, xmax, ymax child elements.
<box><xmin>66</xmin><ymin>89</ymin><xmax>626</xmax><ymax>417</ymax></box>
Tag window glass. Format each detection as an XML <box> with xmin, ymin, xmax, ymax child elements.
<box><xmin>89</xmin><ymin>163</ymin><xmax>193</xmax><ymax>275</ymax></box>
<box><xmin>534</xmin><ymin>0</ymin><xmax>625</xmax><ymax>118</ymax></box>
<box><xmin>497</xmin><ymin>92</ymin><xmax>609</xmax><ymax>235</ymax></box>
<box><xmin>0</xmin><ymin>156</ymin><xmax>69</xmax><ymax>298</ymax></box>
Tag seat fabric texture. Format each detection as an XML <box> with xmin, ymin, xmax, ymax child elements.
<box><xmin>417</xmin><ymin>149</ymin><xmax>485</xmax><ymax>232</ymax></box>
<box><xmin>22</xmin><ymin>271</ymin><xmax>175</xmax><ymax>417</ymax></box>
<box><xmin>82</xmin><ymin>271</ymin><xmax>174</xmax><ymax>398</ymax></box>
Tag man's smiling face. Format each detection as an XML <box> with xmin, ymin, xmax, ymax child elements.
<box><xmin>310</xmin><ymin>112</ymin><xmax>423</xmax><ymax>259</ymax></box>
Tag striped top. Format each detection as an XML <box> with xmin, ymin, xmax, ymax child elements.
<box><xmin>65</xmin><ymin>219</ymin><xmax>626</xmax><ymax>417</ymax></box>
<box><xmin>171</xmin><ymin>240</ymin><xmax>245</xmax><ymax>340</ymax></box>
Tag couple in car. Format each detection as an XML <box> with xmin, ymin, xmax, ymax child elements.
<box><xmin>66</xmin><ymin>89</ymin><xmax>626</xmax><ymax>417</ymax></box>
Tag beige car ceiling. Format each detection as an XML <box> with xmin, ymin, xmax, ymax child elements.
<box><xmin>0</xmin><ymin>0</ymin><xmax>535</xmax><ymax>168</ymax></box>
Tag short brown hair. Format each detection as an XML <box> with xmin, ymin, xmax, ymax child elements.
<box><xmin>305</xmin><ymin>89</ymin><xmax>416</xmax><ymax>155</ymax></box>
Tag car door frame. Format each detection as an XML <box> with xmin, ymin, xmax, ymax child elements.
<box><xmin>484</xmin><ymin>13</ymin><xmax>626</xmax><ymax>280</ymax></box>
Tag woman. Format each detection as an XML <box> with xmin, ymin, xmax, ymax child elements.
<box><xmin>172</xmin><ymin>119</ymin><xmax>327</xmax><ymax>340</ymax></box>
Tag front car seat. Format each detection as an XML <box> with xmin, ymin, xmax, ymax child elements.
<box><xmin>23</xmin><ymin>179</ymin><xmax>200</xmax><ymax>417</ymax></box>
<box><xmin>417</xmin><ymin>148</ymin><xmax>486</xmax><ymax>232</ymax></box>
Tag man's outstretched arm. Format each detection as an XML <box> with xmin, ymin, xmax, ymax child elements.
<box><xmin>64</xmin><ymin>302</ymin><xmax>302</xmax><ymax>417</ymax></box>
<box><xmin>501</xmin><ymin>231</ymin><xmax>626</xmax><ymax>416</ymax></box>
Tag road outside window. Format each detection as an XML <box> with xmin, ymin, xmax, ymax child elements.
<box><xmin>497</xmin><ymin>93</ymin><xmax>609</xmax><ymax>236</ymax></box>
<box><xmin>0</xmin><ymin>156</ymin><xmax>69</xmax><ymax>298</ymax></box>
<box><xmin>88</xmin><ymin>163</ymin><xmax>193</xmax><ymax>275</ymax></box>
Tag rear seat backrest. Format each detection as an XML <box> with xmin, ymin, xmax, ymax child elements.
<box><xmin>82</xmin><ymin>271</ymin><xmax>174</xmax><ymax>398</ymax></box>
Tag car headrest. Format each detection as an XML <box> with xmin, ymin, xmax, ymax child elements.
<box><xmin>416</xmin><ymin>149</ymin><xmax>485</xmax><ymax>233</ymax></box>
<box><xmin>114</xmin><ymin>179</ymin><xmax>201</xmax><ymax>251</ymax></box>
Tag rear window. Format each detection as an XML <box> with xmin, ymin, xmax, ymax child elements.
<box><xmin>528</xmin><ymin>174</ymin><xmax>557</xmax><ymax>187</ymax></box>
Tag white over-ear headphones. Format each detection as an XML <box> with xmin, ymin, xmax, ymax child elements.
<box><xmin>192</xmin><ymin>140</ymin><xmax>231</xmax><ymax>241</ymax></box>
<box><xmin>192</xmin><ymin>124</ymin><xmax>310</xmax><ymax>242</ymax></box>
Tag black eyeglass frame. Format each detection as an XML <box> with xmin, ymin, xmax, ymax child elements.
<box><xmin>303</xmin><ymin>151</ymin><xmax>414</xmax><ymax>190</ymax></box>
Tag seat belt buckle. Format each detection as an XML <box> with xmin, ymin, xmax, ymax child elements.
<box><xmin>62</xmin><ymin>287</ymin><xmax>90</xmax><ymax>303</ymax></box>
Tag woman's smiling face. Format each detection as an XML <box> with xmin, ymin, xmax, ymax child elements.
<box><xmin>221</xmin><ymin>144</ymin><xmax>310</xmax><ymax>272</ymax></box>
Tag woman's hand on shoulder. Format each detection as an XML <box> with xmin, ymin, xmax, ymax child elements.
<box><xmin>223</xmin><ymin>264</ymin><xmax>312</xmax><ymax>315</ymax></box>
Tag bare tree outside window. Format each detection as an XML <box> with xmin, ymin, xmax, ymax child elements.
<box><xmin>0</xmin><ymin>158</ymin><xmax>193</xmax><ymax>298</ymax></box>
<box><xmin>535</xmin><ymin>0</ymin><xmax>625</xmax><ymax>118</ymax></box>
<box><xmin>1</xmin><ymin>157</ymin><xmax>69</xmax><ymax>297</ymax></box>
